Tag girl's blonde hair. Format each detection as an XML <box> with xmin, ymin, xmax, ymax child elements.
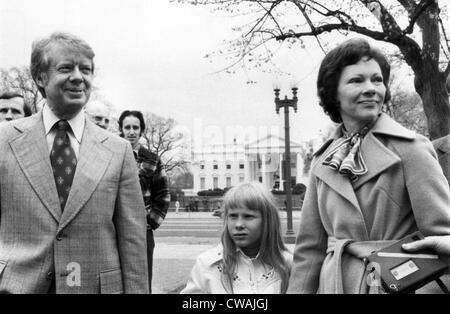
<box><xmin>220</xmin><ymin>182</ymin><xmax>291</xmax><ymax>293</ymax></box>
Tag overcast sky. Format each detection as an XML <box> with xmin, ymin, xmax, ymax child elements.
<box><xmin>0</xmin><ymin>0</ymin><xmax>374</xmax><ymax>146</ymax></box>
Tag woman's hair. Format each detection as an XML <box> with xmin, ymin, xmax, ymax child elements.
<box><xmin>317</xmin><ymin>38</ymin><xmax>391</xmax><ymax>123</ymax></box>
<box><xmin>220</xmin><ymin>182</ymin><xmax>291</xmax><ymax>293</ymax></box>
<box><xmin>118</xmin><ymin>110</ymin><xmax>146</xmax><ymax>137</ymax></box>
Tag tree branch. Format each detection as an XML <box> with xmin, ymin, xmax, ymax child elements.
<box><xmin>358</xmin><ymin>0</ymin><xmax>403</xmax><ymax>39</ymax></box>
<box><xmin>244</xmin><ymin>1</ymin><xmax>283</xmax><ymax>37</ymax></box>
<box><xmin>402</xmin><ymin>0</ymin><xmax>438</xmax><ymax>35</ymax></box>
<box><xmin>291</xmin><ymin>0</ymin><xmax>326</xmax><ymax>54</ymax></box>
<box><xmin>275</xmin><ymin>22</ymin><xmax>386</xmax><ymax>41</ymax></box>
<box><xmin>204</xmin><ymin>34</ymin><xmax>275</xmax><ymax>75</ymax></box>
<box><xmin>397</xmin><ymin>0</ymin><xmax>418</xmax><ymax>16</ymax></box>
<box><xmin>438</xmin><ymin>16</ymin><xmax>450</xmax><ymax>76</ymax></box>
<box><xmin>302</xmin><ymin>0</ymin><xmax>356</xmax><ymax>24</ymax></box>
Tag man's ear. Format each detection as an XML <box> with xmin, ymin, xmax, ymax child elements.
<box><xmin>35</xmin><ymin>72</ymin><xmax>48</xmax><ymax>88</ymax></box>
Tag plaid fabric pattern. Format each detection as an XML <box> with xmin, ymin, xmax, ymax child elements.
<box><xmin>0</xmin><ymin>115</ymin><xmax>149</xmax><ymax>293</ymax></box>
<box><xmin>50</xmin><ymin>120</ymin><xmax>77</xmax><ymax>210</ymax></box>
<box><xmin>134</xmin><ymin>146</ymin><xmax>170</xmax><ymax>229</ymax></box>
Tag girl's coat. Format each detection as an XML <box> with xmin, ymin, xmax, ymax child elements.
<box><xmin>181</xmin><ymin>244</ymin><xmax>292</xmax><ymax>294</ymax></box>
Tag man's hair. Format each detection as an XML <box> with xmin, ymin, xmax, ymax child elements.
<box><xmin>317</xmin><ymin>38</ymin><xmax>391</xmax><ymax>123</ymax></box>
<box><xmin>0</xmin><ymin>91</ymin><xmax>31</xmax><ymax>117</ymax></box>
<box><xmin>0</xmin><ymin>91</ymin><xmax>23</xmax><ymax>100</ymax></box>
<box><xmin>118</xmin><ymin>110</ymin><xmax>146</xmax><ymax>137</ymax></box>
<box><xmin>30</xmin><ymin>32</ymin><xmax>95</xmax><ymax>98</ymax></box>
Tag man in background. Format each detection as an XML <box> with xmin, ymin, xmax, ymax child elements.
<box><xmin>85</xmin><ymin>99</ymin><xmax>111</xmax><ymax>130</ymax></box>
<box><xmin>0</xmin><ymin>91</ymin><xmax>31</xmax><ymax>122</ymax></box>
<box><xmin>433</xmin><ymin>134</ymin><xmax>450</xmax><ymax>185</ymax></box>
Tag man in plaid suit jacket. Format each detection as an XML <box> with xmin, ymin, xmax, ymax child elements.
<box><xmin>0</xmin><ymin>32</ymin><xmax>148</xmax><ymax>293</ymax></box>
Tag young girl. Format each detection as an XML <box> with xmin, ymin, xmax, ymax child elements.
<box><xmin>181</xmin><ymin>182</ymin><xmax>292</xmax><ymax>294</ymax></box>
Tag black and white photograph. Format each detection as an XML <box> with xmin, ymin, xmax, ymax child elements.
<box><xmin>0</xmin><ymin>0</ymin><xmax>449</xmax><ymax>303</ymax></box>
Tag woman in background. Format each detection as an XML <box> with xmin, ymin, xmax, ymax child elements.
<box><xmin>119</xmin><ymin>110</ymin><xmax>170</xmax><ymax>293</ymax></box>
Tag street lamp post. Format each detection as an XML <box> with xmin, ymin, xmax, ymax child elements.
<box><xmin>274</xmin><ymin>87</ymin><xmax>298</xmax><ymax>243</ymax></box>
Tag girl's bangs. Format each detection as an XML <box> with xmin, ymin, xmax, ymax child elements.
<box><xmin>223</xmin><ymin>185</ymin><xmax>267</xmax><ymax>213</ymax></box>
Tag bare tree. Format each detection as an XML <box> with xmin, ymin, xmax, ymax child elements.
<box><xmin>0</xmin><ymin>66</ymin><xmax>42</xmax><ymax>113</ymax></box>
<box><xmin>143</xmin><ymin>113</ymin><xmax>189</xmax><ymax>176</ymax></box>
<box><xmin>385</xmin><ymin>81</ymin><xmax>429</xmax><ymax>137</ymax></box>
<box><xmin>177</xmin><ymin>0</ymin><xmax>450</xmax><ymax>139</ymax></box>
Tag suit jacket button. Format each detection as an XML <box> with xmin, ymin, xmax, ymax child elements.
<box><xmin>56</xmin><ymin>234</ymin><xmax>63</xmax><ymax>241</ymax></box>
<box><xmin>47</xmin><ymin>272</ymin><xmax>54</xmax><ymax>280</ymax></box>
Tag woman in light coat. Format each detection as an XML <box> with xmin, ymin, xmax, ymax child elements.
<box><xmin>287</xmin><ymin>38</ymin><xmax>450</xmax><ymax>294</ymax></box>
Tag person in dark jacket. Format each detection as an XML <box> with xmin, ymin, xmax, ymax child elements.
<box><xmin>119</xmin><ymin>110</ymin><xmax>170</xmax><ymax>293</ymax></box>
<box><xmin>432</xmin><ymin>134</ymin><xmax>450</xmax><ymax>186</ymax></box>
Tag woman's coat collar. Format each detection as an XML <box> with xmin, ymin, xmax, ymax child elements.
<box><xmin>311</xmin><ymin>113</ymin><xmax>416</xmax><ymax>229</ymax></box>
<box><xmin>314</xmin><ymin>113</ymin><xmax>415</xmax><ymax>157</ymax></box>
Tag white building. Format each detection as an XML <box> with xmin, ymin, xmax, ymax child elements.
<box><xmin>191</xmin><ymin>135</ymin><xmax>309</xmax><ymax>193</ymax></box>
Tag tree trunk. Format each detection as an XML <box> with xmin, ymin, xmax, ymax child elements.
<box><xmin>414</xmin><ymin>68</ymin><xmax>450</xmax><ymax>140</ymax></box>
<box><xmin>396</xmin><ymin>0</ymin><xmax>449</xmax><ymax>140</ymax></box>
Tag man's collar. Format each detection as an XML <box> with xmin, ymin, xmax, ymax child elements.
<box><xmin>43</xmin><ymin>104</ymin><xmax>85</xmax><ymax>143</ymax></box>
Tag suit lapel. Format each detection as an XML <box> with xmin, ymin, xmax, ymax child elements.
<box><xmin>353</xmin><ymin>113</ymin><xmax>414</xmax><ymax>189</ymax></box>
<box><xmin>352</xmin><ymin>132</ymin><xmax>401</xmax><ymax>189</ymax></box>
<box><xmin>313</xmin><ymin>141</ymin><xmax>362</xmax><ymax>212</ymax></box>
<box><xmin>57</xmin><ymin>120</ymin><xmax>113</xmax><ymax>232</ymax></box>
<box><xmin>313</xmin><ymin>153</ymin><xmax>370</xmax><ymax>240</ymax></box>
<box><xmin>311</xmin><ymin>114</ymin><xmax>414</xmax><ymax>240</ymax></box>
<box><xmin>9</xmin><ymin>113</ymin><xmax>61</xmax><ymax>222</ymax></box>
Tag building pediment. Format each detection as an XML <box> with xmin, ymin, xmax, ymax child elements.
<box><xmin>245</xmin><ymin>134</ymin><xmax>302</xmax><ymax>154</ymax></box>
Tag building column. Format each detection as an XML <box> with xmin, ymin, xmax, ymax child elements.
<box><xmin>245</xmin><ymin>153</ymin><xmax>251</xmax><ymax>183</ymax></box>
<box><xmin>279</xmin><ymin>153</ymin><xmax>284</xmax><ymax>191</ymax></box>
<box><xmin>296</xmin><ymin>152</ymin><xmax>303</xmax><ymax>184</ymax></box>
<box><xmin>261</xmin><ymin>153</ymin><xmax>266</xmax><ymax>187</ymax></box>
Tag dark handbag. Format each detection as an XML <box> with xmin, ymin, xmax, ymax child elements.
<box><xmin>365</xmin><ymin>231</ymin><xmax>449</xmax><ymax>294</ymax></box>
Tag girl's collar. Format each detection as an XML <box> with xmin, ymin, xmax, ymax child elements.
<box><xmin>236</xmin><ymin>246</ymin><xmax>261</xmax><ymax>260</ymax></box>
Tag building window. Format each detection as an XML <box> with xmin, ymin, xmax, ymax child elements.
<box><xmin>259</xmin><ymin>176</ymin><xmax>263</xmax><ymax>183</ymax></box>
<box><xmin>200</xmin><ymin>161</ymin><xmax>205</xmax><ymax>170</ymax></box>
<box><xmin>213</xmin><ymin>177</ymin><xmax>219</xmax><ymax>189</ymax></box>
<box><xmin>239</xmin><ymin>175</ymin><xmax>245</xmax><ymax>183</ymax></box>
<box><xmin>213</xmin><ymin>160</ymin><xmax>218</xmax><ymax>170</ymax></box>
<box><xmin>200</xmin><ymin>177</ymin><xmax>206</xmax><ymax>190</ymax></box>
<box><xmin>226</xmin><ymin>177</ymin><xmax>232</xmax><ymax>188</ymax></box>
<box><xmin>226</xmin><ymin>164</ymin><xmax>231</xmax><ymax>170</ymax></box>
<box><xmin>239</xmin><ymin>163</ymin><xmax>244</xmax><ymax>169</ymax></box>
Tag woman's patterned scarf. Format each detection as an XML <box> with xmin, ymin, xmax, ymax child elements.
<box><xmin>322</xmin><ymin>116</ymin><xmax>379</xmax><ymax>182</ymax></box>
